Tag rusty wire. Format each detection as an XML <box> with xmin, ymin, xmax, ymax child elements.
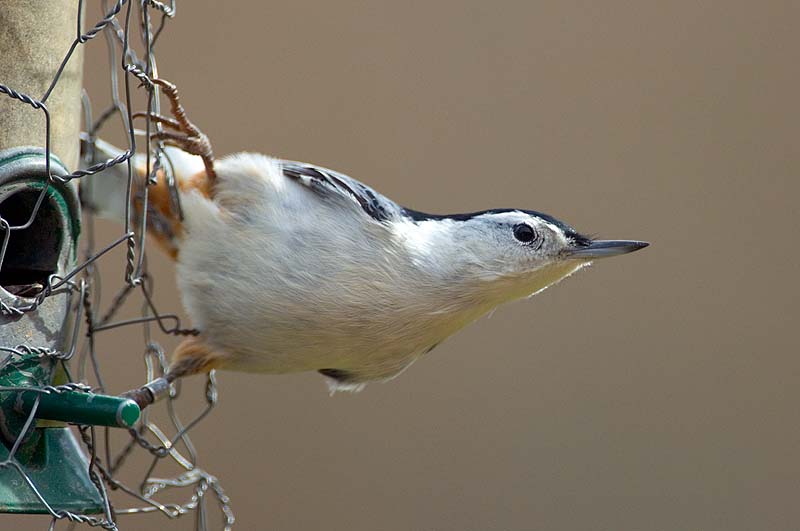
<box><xmin>0</xmin><ymin>1</ymin><xmax>233</xmax><ymax>529</ymax></box>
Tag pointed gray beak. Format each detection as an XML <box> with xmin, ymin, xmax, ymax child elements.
<box><xmin>567</xmin><ymin>239</ymin><xmax>649</xmax><ymax>259</ymax></box>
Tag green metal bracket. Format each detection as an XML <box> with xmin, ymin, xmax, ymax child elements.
<box><xmin>0</xmin><ymin>428</ymin><xmax>105</xmax><ymax>514</ymax></box>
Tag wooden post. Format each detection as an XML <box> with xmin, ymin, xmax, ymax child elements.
<box><xmin>0</xmin><ymin>0</ymin><xmax>84</xmax><ymax>171</ymax></box>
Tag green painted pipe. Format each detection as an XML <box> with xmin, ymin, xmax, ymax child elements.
<box><xmin>20</xmin><ymin>390</ymin><xmax>140</xmax><ymax>429</ymax></box>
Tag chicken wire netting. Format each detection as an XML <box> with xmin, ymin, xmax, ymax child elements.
<box><xmin>0</xmin><ymin>1</ymin><xmax>233</xmax><ymax>529</ymax></box>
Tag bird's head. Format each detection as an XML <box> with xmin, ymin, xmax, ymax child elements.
<box><xmin>397</xmin><ymin>208</ymin><xmax>648</xmax><ymax>307</ymax></box>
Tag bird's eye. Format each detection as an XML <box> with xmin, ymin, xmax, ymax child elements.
<box><xmin>513</xmin><ymin>223</ymin><xmax>537</xmax><ymax>244</ymax></box>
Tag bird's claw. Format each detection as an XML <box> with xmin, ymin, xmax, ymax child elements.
<box><xmin>135</xmin><ymin>77</ymin><xmax>217</xmax><ymax>182</ymax></box>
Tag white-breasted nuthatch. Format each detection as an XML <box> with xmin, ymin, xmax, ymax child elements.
<box><xmin>82</xmin><ymin>80</ymin><xmax>648</xmax><ymax>399</ymax></box>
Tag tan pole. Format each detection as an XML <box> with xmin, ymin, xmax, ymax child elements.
<box><xmin>0</xmin><ymin>1</ymin><xmax>84</xmax><ymax>171</ymax></box>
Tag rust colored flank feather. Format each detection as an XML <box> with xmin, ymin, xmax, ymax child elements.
<box><xmin>134</xmin><ymin>163</ymin><xmax>213</xmax><ymax>260</ymax></box>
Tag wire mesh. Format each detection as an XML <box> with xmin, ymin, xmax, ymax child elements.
<box><xmin>0</xmin><ymin>1</ymin><xmax>234</xmax><ymax>529</ymax></box>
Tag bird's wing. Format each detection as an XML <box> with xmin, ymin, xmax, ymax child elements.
<box><xmin>281</xmin><ymin>161</ymin><xmax>403</xmax><ymax>223</ymax></box>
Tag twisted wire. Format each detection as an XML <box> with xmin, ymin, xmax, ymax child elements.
<box><xmin>0</xmin><ymin>1</ymin><xmax>232</xmax><ymax>528</ymax></box>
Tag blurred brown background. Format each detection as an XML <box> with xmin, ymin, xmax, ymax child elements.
<box><xmin>12</xmin><ymin>0</ymin><xmax>800</xmax><ymax>529</ymax></box>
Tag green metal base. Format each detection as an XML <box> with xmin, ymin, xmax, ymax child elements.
<box><xmin>0</xmin><ymin>427</ymin><xmax>103</xmax><ymax>514</ymax></box>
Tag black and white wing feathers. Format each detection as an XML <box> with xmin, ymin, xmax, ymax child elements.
<box><xmin>281</xmin><ymin>161</ymin><xmax>403</xmax><ymax>223</ymax></box>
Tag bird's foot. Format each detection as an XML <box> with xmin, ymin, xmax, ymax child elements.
<box><xmin>133</xmin><ymin>77</ymin><xmax>216</xmax><ymax>182</ymax></box>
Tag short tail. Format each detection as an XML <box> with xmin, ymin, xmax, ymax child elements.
<box><xmin>80</xmin><ymin>137</ymin><xmax>209</xmax><ymax>259</ymax></box>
